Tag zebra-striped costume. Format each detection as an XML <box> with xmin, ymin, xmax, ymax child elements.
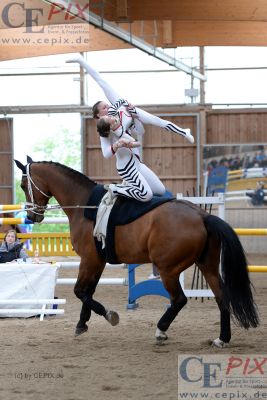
<box><xmin>66</xmin><ymin>57</ymin><xmax>194</xmax><ymax>201</ymax></box>
<box><xmin>100</xmin><ymin>135</ymin><xmax>165</xmax><ymax>202</ymax></box>
<box><xmin>107</xmin><ymin>99</ymin><xmax>139</xmax><ymax>139</ymax></box>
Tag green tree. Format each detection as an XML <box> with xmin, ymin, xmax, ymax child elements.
<box><xmin>33</xmin><ymin>127</ymin><xmax>81</xmax><ymax>170</ymax></box>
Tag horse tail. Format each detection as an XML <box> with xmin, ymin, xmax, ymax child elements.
<box><xmin>203</xmin><ymin>214</ymin><xmax>259</xmax><ymax>329</ymax></box>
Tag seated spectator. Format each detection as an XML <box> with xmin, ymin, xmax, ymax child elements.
<box><xmin>0</xmin><ymin>229</ymin><xmax>28</xmax><ymax>263</ymax></box>
<box><xmin>247</xmin><ymin>181</ymin><xmax>266</xmax><ymax>206</ymax></box>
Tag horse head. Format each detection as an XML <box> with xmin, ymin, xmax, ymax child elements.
<box><xmin>15</xmin><ymin>158</ymin><xmax>52</xmax><ymax>223</ymax></box>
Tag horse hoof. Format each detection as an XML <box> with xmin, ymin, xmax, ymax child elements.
<box><xmin>75</xmin><ymin>325</ymin><xmax>88</xmax><ymax>336</ymax></box>
<box><xmin>212</xmin><ymin>338</ymin><xmax>229</xmax><ymax>348</ymax></box>
<box><xmin>155</xmin><ymin>337</ymin><xmax>167</xmax><ymax>346</ymax></box>
<box><xmin>155</xmin><ymin>328</ymin><xmax>168</xmax><ymax>343</ymax></box>
<box><xmin>105</xmin><ymin>310</ymin><xmax>119</xmax><ymax>326</ymax></box>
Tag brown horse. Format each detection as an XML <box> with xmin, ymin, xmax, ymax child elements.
<box><xmin>15</xmin><ymin>158</ymin><xmax>259</xmax><ymax>347</ymax></box>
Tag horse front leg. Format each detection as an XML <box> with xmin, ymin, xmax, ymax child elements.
<box><xmin>74</xmin><ymin>261</ymin><xmax>119</xmax><ymax>336</ymax></box>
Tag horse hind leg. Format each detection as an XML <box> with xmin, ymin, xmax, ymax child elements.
<box><xmin>197</xmin><ymin>247</ymin><xmax>231</xmax><ymax>348</ymax></box>
<box><xmin>201</xmin><ymin>270</ymin><xmax>231</xmax><ymax>348</ymax></box>
<box><xmin>155</xmin><ymin>273</ymin><xmax>187</xmax><ymax>344</ymax></box>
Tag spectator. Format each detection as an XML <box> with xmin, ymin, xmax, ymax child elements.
<box><xmin>0</xmin><ymin>229</ymin><xmax>28</xmax><ymax>263</ymax></box>
<box><xmin>247</xmin><ymin>181</ymin><xmax>266</xmax><ymax>206</ymax></box>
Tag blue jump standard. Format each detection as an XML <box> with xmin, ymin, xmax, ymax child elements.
<box><xmin>127</xmin><ymin>263</ymin><xmax>170</xmax><ymax>309</ymax></box>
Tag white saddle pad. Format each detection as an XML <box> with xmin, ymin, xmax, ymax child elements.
<box><xmin>93</xmin><ymin>192</ymin><xmax>117</xmax><ymax>249</ymax></box>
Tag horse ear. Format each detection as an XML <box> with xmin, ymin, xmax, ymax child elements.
<box><xmin>27</xmin><ymin>155</ymin><xmax>33</xmax><ymax>163</ymax></box>
<box><xmin>14</xmin><ymin>159</ymin><xmax>26</xmax><ymax>174</ymax></box>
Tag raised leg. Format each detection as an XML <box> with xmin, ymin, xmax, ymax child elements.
<box><xmin>134</xmin><ymin>107</ymin><xmax>194</xmax><ymax>144</ymax></box>
<box><xmin>155</xmin><ymin>275</ymin><xmax>187</xmax><ymax>344</ymax></box>
<box><xmin>74</xmin><ymin>274</ymin><xmax>103</xmax><ymax>335</ymax></box>
<box><xmin>66</xmin><ymin>57</ymin><xmax>121</xmax><ymax>103</ymax></box>
<box><xmin>74</xmin><ymin>264</ymin><xmax>119</xmax><ymax>336</ymax></box>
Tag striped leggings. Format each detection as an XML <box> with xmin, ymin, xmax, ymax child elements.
<box><xmin>113</xmin><ymin>148</ymin><xmax>165</xmax><ymax>202</ymax></box>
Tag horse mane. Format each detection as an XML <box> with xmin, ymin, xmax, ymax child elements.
<box><xmin>34</xmin><ymin>161</ymin><xmax>96</xmax><ymax>187</ymax></box>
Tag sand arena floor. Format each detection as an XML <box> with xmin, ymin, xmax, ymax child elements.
<box><xmin>0</xmin><ymin>254</ymin><xmax>266</xmax><ymax>400</ymax></box>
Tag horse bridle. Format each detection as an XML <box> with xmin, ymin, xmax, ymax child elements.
<box><xmin>22</xmin><ymin>163</ymin><xmax>51</xmax><ymax>216</ymax></box>
<box><xmin>21</xmin><ymin>163</ymin><xmax>98</xmax><ymax>214</ymax></box>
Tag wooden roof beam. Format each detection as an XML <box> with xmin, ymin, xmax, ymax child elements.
<box><xmin>164</xmin><ymin>20</ymin><xmax>267</xmax><ymax>47</ymax></box>
<box><xmin>116</xmin><ymin>0</ymin><xmax>128</xmax><ymax>20</ymax></box>
<box><xmin>88</xmin><ymin>12</ymin><xmax>206</xmax><ymax>80</ymax></box>
<box><xmin>119</xmin><ymin>20</ymin><xmax>267</xmax><ymax>47</ymax></box>
<box><xmin>162</xmin><ymin>20</ymin><xmax>173</xmax><ymax>46</ymax></box>
<box><xmin>90</xmin><ymin>0</ymin><xmax>267</xmax><ymax>22</ymax></box>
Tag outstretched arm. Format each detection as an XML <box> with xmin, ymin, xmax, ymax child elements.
<box><xmin>66</xmin><ymin>57</ymin><xmax>121</xmax><ymax>104</ymax></box>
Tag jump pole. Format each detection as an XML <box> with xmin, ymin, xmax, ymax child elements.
<box><xmin>0</xmin><ymin>308</ymin><xmax>64</xmax><ymax>315</ymax></box>
<box><xmin>0</xmin><ymin>217</ymin><xmax>68</xmax><ymax>225</ymax></box>
<box><xmin>0</xmin><ymin>309</ymin><xmax>64</xmax><ymax>315</ymax></box>
<box><xmin>0</xmin><ymin>205</ymin><xmax>26</xmax><ymax>211</ymax></box>
<box><xmin>0</xmin><ymin>299</ymin><xmax>66</xmax><ymax>305</ymax></box>
<box><xmin>248</xmin><ymin>266</ymin><xmax>267</xmax><ymax>272</ymax></box>
<box><xmin>0</xmin><ymin>299</ymin><xmax>66</xmax><ymax>320</ymax></box>
<box><xmin>58</xmin><ymin>261</ymin><xmax>126</xmax><ymax>269</ymax></box>
<box><xmin>56</xmin><ymin>278</ymin><xmax>128</xmax><ymax>285</ymax></box>
<box><xmin>234</xmin><ymin>228</ymin><xmax>267</xmax><ymax>236</ymax></box>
